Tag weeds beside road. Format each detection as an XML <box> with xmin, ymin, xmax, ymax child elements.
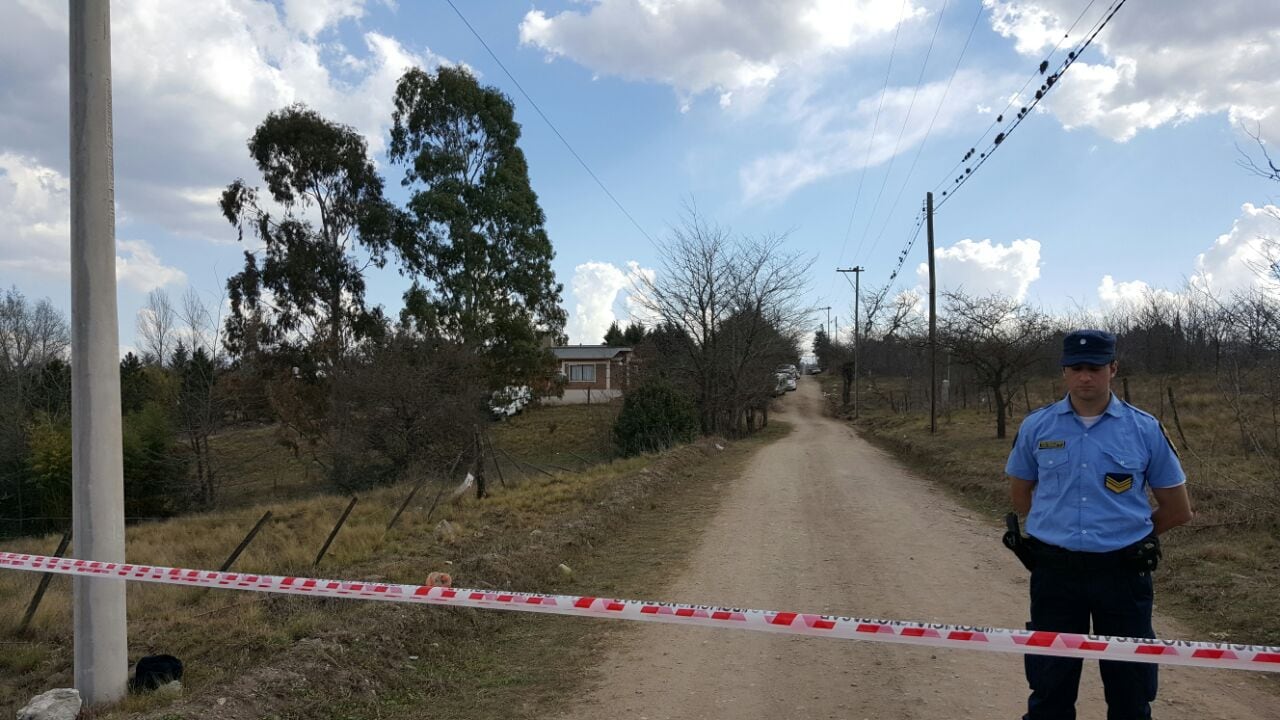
<box><xmin>0</xmin><ymin>417</ymin><xmax>784</xmax><ymax>719</ymax></box>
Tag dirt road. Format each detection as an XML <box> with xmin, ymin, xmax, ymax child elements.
<box><xmin>557</xmin><ymin>378</ymin><xmax>1278</xmax><ymax>719</ymax></box>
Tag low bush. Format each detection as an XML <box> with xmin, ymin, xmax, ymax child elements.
<box><xmin>613</xmin><ymin>382</ymin><xmax>698</xmax><ymax>456</ymax></box>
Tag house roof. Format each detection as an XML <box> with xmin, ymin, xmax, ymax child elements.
<box><xmin>551</xmin><ymin>345</ymin><xmax>632</xmax><ymax>361</ymax></box>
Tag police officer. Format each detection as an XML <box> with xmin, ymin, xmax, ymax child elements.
<box><xmin>1005</xmin><ymin>329</ymin><xmax>1193</xmax><ymax>720</ymax></box>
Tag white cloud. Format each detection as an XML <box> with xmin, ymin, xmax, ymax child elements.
<box><xmin>1097</xmin><ymin>203</ymin><xmax>1280</xmax><ymax>310</ymax></box>
<box><xmin>0</xmin><ymin>152</ymin><xmax>71</xmax><ymax>278</ymax></box>
<box><xmin>1192</xmin><ymin>203</ymin><xmax>1280</xmax><ymax>296</ymax></box>
<box><xmin>1097</xmin><ymin>275</ymin><xmax>1181</xmax><ymax>312</ymax></box>
<box><xmin>740</xmin><ymin>70</ymin><xmax>1000</xmax><ymax>203</ymax></box>
<box><xmin>0</xmin><ymin>153</ymin><xmax>188</xmax><ymax>291</ymax></box>
<box><xmin>0</xmin><ymin>1</ymin><xmax>439</xmax><ymax>244</ymax></box>
<box><xmin>116</xmin><ymin>240</ymin><xmax>188</xmax><ymax>292</ymax></box>
<box><xmin>566</xmin><ymin>260</ymin><xmax>655</xmax><ymax>344</ymax></box>
<box><xmin>984</xmin><ymin>0</ymin><xmax>1280</xmax><ymax>141</ymax></box>
<box><xmin>520</xmin><ymin>0</ymin><xmax>925</xmax><ymax>108</ymax></box>
<box><xmin>283</xmin><ymin>0</ymin><xmax>370</xmax><ymax>39</ymax></box>
<box><xmin>915</xmin><ymin>237</ymin><xmax>1042</xmax><ymax>301</ymax></box>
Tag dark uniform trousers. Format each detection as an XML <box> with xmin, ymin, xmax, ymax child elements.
<box><xmin>1024</xmin><ymin>562</ymin><xmax>1158</xmax><ymax>720</ymax></box>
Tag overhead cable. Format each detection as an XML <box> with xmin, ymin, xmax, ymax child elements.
<box><xmin>443</xmin><ymin>0</ymin><xmax>658</xmax><ymax>248</ymax></box>
<box><xmin>935</xmin><ymin>0</ymin><xmax>1127</xmax><ymax>208</ymax></box>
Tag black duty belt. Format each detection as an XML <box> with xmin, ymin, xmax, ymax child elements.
<box><xmin>1026</xmin><ymin>535</ymin><xmax>1161</xmax><ymax>573</ymax></box>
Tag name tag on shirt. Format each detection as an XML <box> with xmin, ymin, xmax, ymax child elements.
<box><xmin>1038</xmin><ymin>440</ymin><xmax>1066</xmax><ymax>450</ymax></box>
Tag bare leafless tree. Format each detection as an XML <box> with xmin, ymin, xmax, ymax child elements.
<box><xmin>180</xmin><ymin>287</ymin><xmax>219</xmax><ymax>357</ymax></box>
<box><xmin>1236</xmin><ymin>122</ymin><xmax>1280</xmax><ymax>183</ymax></box>
<box><xmin>633</xmin><ymin>208</ymin><xmax>812</xmax><ymax>435</ymax></box>
<box><xmin>138</xmin><ymin>288</ymin><xmax>177</xmax><ymax>365</ymax></box>
<box><xmin>939</xmin><ymin>290</ymin><xmax>1057</xmax><ymax>438</ymax></box>
<box><xmin>0</xmin><ymin>287</ymin><xmax>69</xmax><ymax>374</ymax></box>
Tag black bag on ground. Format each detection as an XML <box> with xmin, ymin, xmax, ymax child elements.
<box><xmin>131</xmin><ymin>654</ymin><xmax>183</xmax><ymax>691</ymax></box>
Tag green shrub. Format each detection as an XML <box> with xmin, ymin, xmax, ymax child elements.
<box><xmin>613</xmin><ymin>382</ymin><xmax>698</xmax><ymax>456</ymax></box>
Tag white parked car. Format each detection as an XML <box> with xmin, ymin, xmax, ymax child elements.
<box><xmin>774</xmin><ymin>372</ymin><xmax>789</xmax><ymax>396</ymax></box>
<box><xmin>490</xmin><ymin>385</ymin><xmax>532</xmax><ymax>419</ymax></box>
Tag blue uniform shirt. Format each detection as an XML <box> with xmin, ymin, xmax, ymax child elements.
<box><xmin>1005</xmin><ymin>393</ymin><xmax>1186</xmax><ymax>552</ymax></box>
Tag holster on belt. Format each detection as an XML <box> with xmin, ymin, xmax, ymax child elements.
<box><xmin>1025</xmin><ymin>534</ymin><xmax>1162</xmax><ymax>574</ymax></box>
<box><xmin>1002</xmin><ymin>513</ymin><xmax>1036</xmax><ymax>572</ymax></box>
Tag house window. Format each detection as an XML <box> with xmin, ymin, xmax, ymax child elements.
<box><xmin>568</xmin><ymin>363</ymin><xmax>596</xmax><ymax>382</ymax></box>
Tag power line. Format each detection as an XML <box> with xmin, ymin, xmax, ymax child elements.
<box><xmin>861</xmin><ymin>0</ymin><xmax>984</xmax><ymax>265</ymax></box>
<box><xmin>442</xmin><ymin>0</ymin><xmax>658</xmax><ymax>249</ymax></box>
<box><xmin>930</xmin><ymin>0</ymin><xmax>1100</xmax><ymax>197</ymax></box>
<box><xmin>827</xmin><ymin>0</ymin><xmax>913</xmax><ymax>296</ymax></box>
<box><xmin>886</xmin><ymin>208</ymin><xmax>928</xmax><ymax>284</ymax></box>
<box><xmin>848</xmin><ymin>0</ymin><xmax>951</xmax><ymax>269</ymax></box>
<box><xmin>879</xmin><ymin>0</ymin><xmax>1117</xmax><ymax>291</ymax></box>
<box><xmin>935</xmin><ymin>0</ymin><xmax>1128</xmax><ymax>209</ymax></box>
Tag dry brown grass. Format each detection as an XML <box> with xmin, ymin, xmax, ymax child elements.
<box><xmin>490</xmin><ymin>400</ymin><xmax>623</xmax><ymax>468</ymax></box>
<box><xmin>0</xmin><ymin>417</ymin><xmax>786</xmax><ymax>718</ymax></box>
<box><xmin>828</xmin><ymin>372</ymin><xmax>1280</xmax><ymax>649</ymax></box>
<box><xmin>204</xmin><ymin>402</ymin><xmax>622</xmax><ymax>512</ymax></box>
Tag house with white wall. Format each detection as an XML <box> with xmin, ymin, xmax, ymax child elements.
<box><xmin>544</xmin><ymin>345</ymin><xmax>633</xmax><ymax>405</ymax></box>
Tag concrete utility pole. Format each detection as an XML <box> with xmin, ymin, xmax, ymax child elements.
<box><xmin>818</xmin><ymin>305</ymin><xmax>832</xmax><ymax>340</ymax></box>
<box><xmin>70</xmin><ymin>0</ymin><xmax>128</xmax><ymax>704</ymax></box>
<box><xmin>926</xmin><ymin>192</ymin><xmax>938</xmax><ymax>435</ymax></box>
<box><xmin>837</xmin><ymin>266</ymin><xmax>864</xmax><ymax>418</ymax></box>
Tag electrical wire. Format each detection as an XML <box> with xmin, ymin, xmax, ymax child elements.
<box><xmin>886</xmin><ymin>208</ymin><xmax>928</xmax><ymax>283</ymax></box>
<box><xmin>930</xmin><ymin>0</ymin><xmax>1106</xmax><ymax>199</ymax></box>
<box><xmin>934</xmin><ymin>0</ymin><xmax>1128</xmax><ymax>209</ymax></box>
<box><xmin>443</xmin><ymin>0</ymin><xmax>658</xmax><ymax>249</ymax></box>
<box><xmin>848</xmin><ymin>0</ymin><xmax>952</xmax><ymax>269</ymax></box>
<box><xmin>862</xmin><ymin>0</ymin><xmax>984</xmax><ymax>265</ymax></box>
<box><xmin>827</xmin><ymin>0</ymin><xmax>913</xmax><ymax>296</ymax></box>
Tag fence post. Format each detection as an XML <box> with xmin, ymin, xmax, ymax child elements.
<box><xmin>18</xmin><ymin>530</ymin><xmax>73</xmax><ymax>635</ymax></box>
<box><xmin>219</xmin><ymin>511</ymin><xmax>273</xmax><ymax>572</ymax></box>
<box><xmin>313</xmin><ymin>497</ymin><xmax>358</xmax><ymax>567</ymax></box>
<box><xmin>1166</xmin><ymin>386</ymin><xmax>1191</xmax><ymax>451</ymax></box>
<box><xmin>484</xmin><ymin>429</ymin><xmax>507</xmax><ymax>488</ymax></box>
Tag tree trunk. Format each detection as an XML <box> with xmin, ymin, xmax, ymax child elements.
<box><xmin>994</xmin><ymin>384</ymin><xmax>1008</xmax><ymax>439</ymax></box>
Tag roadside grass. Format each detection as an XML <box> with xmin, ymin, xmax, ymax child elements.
<box><xmin>204</xmin><ymin>402</ymin><xmax>621</xmax><ymax>511</ymax></box>
<box><xmin>489</xmin><ymin>400</ymin><xmax>622</xmax><ymax>469</ymax></box>
<box><xmin>827</xmin><ymin>373</ymin><xmax>1280</xmax><ymax>650</ymax></box>
<box><xmin>206</xmin><ymin>424</ymin><xmax>327</xmax><ymax>509</ymax></box>
<box><xmin>0</xmin><ymin>418</ymin><xmax>787</xmax><ymax>718</ymax></box>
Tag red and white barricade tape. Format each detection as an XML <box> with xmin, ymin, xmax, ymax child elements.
<box><xmin>3</xmin><ymin>551</ymin><xmax>1278</xmax><ymax>673</ymax></box>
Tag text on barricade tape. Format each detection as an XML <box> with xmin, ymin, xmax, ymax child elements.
<box><xmin>3</xmin><ymin>551</ymin><xmax>1278</xmax><ymax>672</ymax></box>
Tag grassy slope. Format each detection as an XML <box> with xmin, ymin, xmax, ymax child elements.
<box><xmin>207</xmin><ymin>401</ymin><xmax>623</xmax><ymax>510</ymax></box>
<box><xmin>829</xmin><ymin>373</ymin><xmax>1280</xmax><ymax>651</ymax></box>
<box><xmin>0</xmin><ymin>401</ymin><xmax>785</xmax><ymax>718</ymax></box>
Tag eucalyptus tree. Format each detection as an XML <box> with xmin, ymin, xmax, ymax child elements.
<box><xmin>389</xmin><ymin>66</ymin><xmax>565</xmax><ymax>386</ymax></box>
<box><xmin>220</xmin><ymin>103</ymin><xmax>402</xmax><ymax>371</ymax></box>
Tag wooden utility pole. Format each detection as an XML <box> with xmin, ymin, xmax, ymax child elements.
<box><xmin>926</xmin><ymin>192</ymin><xmax>937</xmax><ymax>434</ymax></box>
<box><xmin>837</xmin><ymin>266</ymin><xmax>864</xmax><ymax>418</ymax></box>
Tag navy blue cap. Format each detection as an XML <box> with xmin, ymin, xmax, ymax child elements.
<box><xmin>1061</xmin><ymin>329</ymin><xmax>1115</xmax><ymax>366</ymax></box>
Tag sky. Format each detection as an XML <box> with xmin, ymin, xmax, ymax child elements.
<box><xmin>1</xmin><ymin>0</ymin><xmax>1278</xmax><ymax>356</ymax></box>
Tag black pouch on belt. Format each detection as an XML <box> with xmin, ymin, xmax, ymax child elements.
<box><xmin>1126</xmin><ymin>534</ymin><xmax>1162</xmax><ymax>573</ymax></box>
<box><xmin>1002</xmin><ymin>513</ymin><xmax>1036</xmax><ymax>572</ymax></box>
